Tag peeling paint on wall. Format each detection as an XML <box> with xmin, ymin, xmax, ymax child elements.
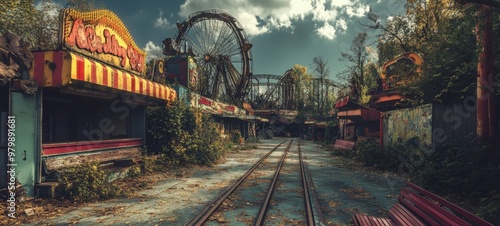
<box><xmin>383</xmin><ymin>104</ymin><xmax>432</xmax><ymax>148</ymax></box>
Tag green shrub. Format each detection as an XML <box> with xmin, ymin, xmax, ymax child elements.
<box><xmin>185</xmin><ymin>119</ymin><xmax>228</xmax><ymax>166</ymax></box>
<box><xmin>381</xmin><ymin>141</ymin><xmax>422</xmax><ymax>172</ymax></box>
<box><xmin>240</xmin><ymin>144</ymin><xmax>258</xmax><ymax>150</ymax></box>
<box><xmin>146</xmin><ymin>102</ymin><xmax>228</xmax><ymax>167</ymax></box>
<box><xmin>56</xmin><ymin>161</ymin><xmax>125</xmax><ymax>202</ymax></box>
<box><xmin>146</xmin><ymin>101</ymin><xmax>196</xmax><ymax>157</ymax></box>
<box><xmin>323</xmin><ymin>120</ymin><xmax>339</xmax><ymax>145</ymax></box>
<box><xmin>224</xmin><ymin>142</ymin><xmax>235</xmax><ymax>151</ymax></box>
<box><xmin>128</xmin><ymin>164</ymin><xmax>141</xmax><ymax>178</ymax></box>
<box><xmin>410</xmin><ymin>135</ymin><xmax>500</xmax><ymax>223</ymax></box>
<box><xmin>230</xmin><ymin>130</ymin><xmax>242</xmax><ymax>144</ymax></box>
<box><xmin>330</xmin><ymin>147</ymin><xmax>350</xmax><ymax>156</ymax></box>
<box><xmin>411</xmin><ymin>135</ymin><xmax>499</xmax><ymax>195</ymax></box>
<box><xmin>352</xmin><ymin>138</ymin><xmax>381</xmax><ymax>166</ymax></box>
<box><xmin>141</xmin><ymin>156</ymin><xmax>156</xmax><ymax>173</ymax></box>
<box><xmin>352</xmin><ymin>138</ymin><xmax>423</xmax><ymax>172</ymax></box>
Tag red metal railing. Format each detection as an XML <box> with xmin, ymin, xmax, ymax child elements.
<box><xmin>42</xmin><ymin>138</ymin><xmax>142</xmax><ymax>156</ymax></box>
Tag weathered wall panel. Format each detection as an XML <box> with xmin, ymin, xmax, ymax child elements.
<box><xmin>11</xmin><ymin>90</ymin><xmax>42</xmax><ymax>197</ymax></box>
<box><xmin>432</xmin><ymin>101</ymin><xmax>476</xmax><ymax>146</ymax></box>
<box><xmin>383</xmin><ymin>104</ymin><xmax>432</xmax><ymax>148</ymax></box>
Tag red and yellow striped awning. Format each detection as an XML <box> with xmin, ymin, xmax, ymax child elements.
<box><xmin>30</xmin><ymin>50</ymin><xmax>176</xmax><ymax>103</ymax></box>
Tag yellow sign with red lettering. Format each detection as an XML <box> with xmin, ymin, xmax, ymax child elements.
<box><xmin>61</xmin><ymin>9</ymin><xmax>146</xmax><ymax>74</ymax></box>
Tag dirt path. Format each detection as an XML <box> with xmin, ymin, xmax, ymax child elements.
<box><xmin>301</xmin><ymin>140</ymin><xmax>405</xmax><ymax>225</ymax></box>
<box><xmin>16</xmin><ymin>138</ymin><xmax>404</xmax><ymax>225</ymax></box>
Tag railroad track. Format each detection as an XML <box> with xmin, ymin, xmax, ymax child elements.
<box><xmin>186</xmin><ymin>139</ymin><xmax>325</xmax><ymax>226</ymax></box>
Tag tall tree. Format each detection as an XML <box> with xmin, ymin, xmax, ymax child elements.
<box><xmin>312</xmin><ymin>56</ymin><xmax>330</xmax><ymax>115</ymax></box>
<box><xmin>366</xmin><ymin>0</ymin><xmax>480</xmax><ymax>105</ymax></box>
<box><xmin>65</xmin><ymin>0</ymin><xmax>104</xmax><ymax>11</ymax></box>
<box><xmin>338</xmin><ymin>32</ymin><xmax>370</xmax><ymax>102</ymax></box>
<box><xmin>292</xmin><ymin>64</ymin><xmax>315</xmax><ymax>118</ymax></box>
<box><xmin>0</xmin><ymin>0</ymin><xmax>38</xmax><ymax>45</ymax></box>
<box><xmin>1</xmin><ymin>0</ymin><xmax>105</xmax><ymax>50</ymax></box>
<box><xmin>32</xmin><ymin>0</ymin><xmax>61</xmax><ymax>50</ymax></box>
<box><xmin>373</xmin><ymin>15</ymin><xmax>415</xmax><ymax>65</ymax></box>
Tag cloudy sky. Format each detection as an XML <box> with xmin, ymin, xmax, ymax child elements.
<box><xmin>49</xmin><ymin>0</ymin><xmax>407</xmax><ymax>81</ymax></box>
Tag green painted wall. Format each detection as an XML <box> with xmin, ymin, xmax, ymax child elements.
<box><xmin>10</xmin><ymin>90</ymin><xmax>41</xmax><ymax>197</ymax></box>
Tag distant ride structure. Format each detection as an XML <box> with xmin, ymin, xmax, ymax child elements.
<box><xmin>249</xmin><ymin>69</ymin><xmax>295</xmax><ymax>110</ymax></box>
<box><xmin>162</xmin><ymin>9</ymin><xmax>253</xmax><ymax>107</ymax></box>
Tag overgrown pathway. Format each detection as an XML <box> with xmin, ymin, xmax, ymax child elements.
<box><xmin>301</xmin><ymin>141</ymin><xmax>406</xmax><ymax>225</ymax></box>
<box><xmin>23</xmin><ymin>138</ymin><xmax>404</xmax><ymax>225</ymax></box>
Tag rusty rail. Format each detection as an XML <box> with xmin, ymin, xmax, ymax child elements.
<box><xmin>186</xmin><ymin>140</ymin><xmax>288</xmax><ymax>226</ymax></box>
<box><xmin>305</xmin><ymin>160</ymin><xmax>327</xmax><ymax>226</ymax></box>
<box><xmin>253</xmin><ymin>140</ymin><xmax>293</xmax><ymax>226</ymax></box>
<box><xmin>299</xmin><ymin>141</ymin><xmax>315</xmax><ymax>225</ymax></box>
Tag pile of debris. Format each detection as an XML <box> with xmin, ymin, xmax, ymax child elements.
<box><xmin>0</xmin><ymin>31</ymin><xmax>37</xmax><ymax>94</ymax></box>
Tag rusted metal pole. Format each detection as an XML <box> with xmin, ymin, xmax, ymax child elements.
<box><xmin>476</xmin><ymin>5</ymin><xmax>495</xmax><ymax>142</ymax></box>
<box><xmin>380</xmin><ymin>112</ymin><xmax>384</xmax><ymax>151</ymax></box>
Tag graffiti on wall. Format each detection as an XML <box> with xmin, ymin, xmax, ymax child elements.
<box><xmin>188</xmin><ymin>57</ymin><xmax>198</xmax><ymax>90</ymax></box>
<box><xmin>383</xmin><ymin>104</ymin><xmax>432</xmax><ymax>148</ymax></box>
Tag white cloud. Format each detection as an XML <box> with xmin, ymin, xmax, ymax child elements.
<box><xmin>178</xmin><ymin>0</ymin><xmax>370</xmax><ymax>40</ymax></box>
<box><xmin>237</xmin><ymin>12</ymin><xmax>269</xmax><ymax>36</ymax></box>
<box><xmin>311</xmin><ymin>2</ymin><xmax>338</xmax><ymax>22</ymax></box>
<box><xmin>154</xmin><ymin>10</ymin><xmax>171</xmax><ymax>28</ymax></box>
<box><xmin>336</xmin><ymin>19</ymin><xmax>348</xmax><ymax>33</ymax></box>
<box><xmin>329</xmin><ymin>0</ymin><xmax>351</xmax><ymax>7</ymax></box>
<box><xmin>144</xmin><ymin>41</ymin><xmax>163</xmax><ymax>61</ymax></box>
<box><xmin>316</xmin><ymin>22</ymin><xmax>336</xmax><ymax>40</ymax></box>
<box><xmin>346</xmin><ymin>4</ymin><xmax>370</xmax><ymax>17</ymax></box>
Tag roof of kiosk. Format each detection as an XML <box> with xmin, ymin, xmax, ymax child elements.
<box><xmin>30</xmin><ymin>8</ymin><xmax>176</xmax><ymax>103</ymax></box>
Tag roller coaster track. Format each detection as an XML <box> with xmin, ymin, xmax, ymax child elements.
<box><xmin>255</xmin><ymin>69</ymin><xmax>293</xmax><ymax>109</ymax></box>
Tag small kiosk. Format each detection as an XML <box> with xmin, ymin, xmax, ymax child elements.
<box><xmin>3</xmin><ymin>9</ymin><xmax>176</xmax><ymax>197</ymax></box>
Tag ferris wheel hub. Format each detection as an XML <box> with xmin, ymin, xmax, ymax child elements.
<box><xmin>204</xmin><ymin>54</ymin><xmax>211</xmax><ymax>62</ymax></box>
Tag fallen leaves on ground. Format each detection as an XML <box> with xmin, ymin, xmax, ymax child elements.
<box><xmin>328</xmin><ymin>201</ymin><xmax>340</xmax><ymax>208</ymax></box>
<box><xmin>340</xmin><ymin>187</ymin><xmax>375</xmax><ymax>200</ymax></box>
<box><xmin>208</xmin><ymin>212</ymin><xmax>227</xmax><ymax>223</ymax></box>
<box><xmin>0</xmin><ymin>198</ymin><xmax>80</xmax><ymax>225</ymax></box>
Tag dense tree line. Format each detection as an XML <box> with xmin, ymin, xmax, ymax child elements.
<box><xmin>0</xmin><ymin>0</ymin><xmax>104</xmax><ymax>50</ymax></box>
<box><xmin>335</xmin><ymin>1</ymin><xmax>500</xmax><ymax>223</ymax></box>
<box><xmin>292</xmin><ymin>61</ymin><xmax>337</xmax><ymax>121</ymax></box>
<box><xmin>374</xmin><ymin>0</ymin><xmax>481</xmax><ymax>105</ymax></box>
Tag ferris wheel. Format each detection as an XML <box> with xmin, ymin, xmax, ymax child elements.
<box><xmin>165</xmin><ymin>9</ymin><xmax>253</xmax><ymax>107</ymax></box>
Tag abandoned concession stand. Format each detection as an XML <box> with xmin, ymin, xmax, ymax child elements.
<box><xmin>1</xmin><ymin>9</ymin><xmax>176</xmax><ymax>197</ymax></box>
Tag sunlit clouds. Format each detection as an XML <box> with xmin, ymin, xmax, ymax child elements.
<box><xmin>154</xmin><ymin>10</ymin><xmax>172</xmax><ymax>28</ymax></box>
<box><xmin>178</xmin><ymin>0</ymin><xmax>370</xmax><ymax>40</ymax></box>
